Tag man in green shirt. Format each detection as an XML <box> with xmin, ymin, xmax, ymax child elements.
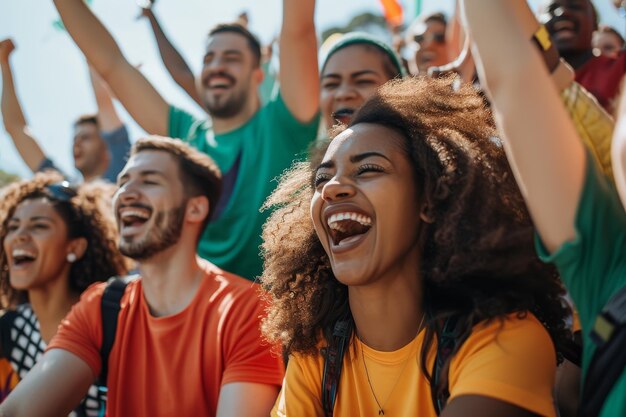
<box><xmin>53</xmin><ymin>0</ymin><xmax>319</xmax><ymax>280</ymax></box>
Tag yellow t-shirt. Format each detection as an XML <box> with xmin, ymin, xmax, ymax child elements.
<box><xmin>272</xmin><ymin>313</ymin><xmax>557</xmax><ymax>417</ymax></box>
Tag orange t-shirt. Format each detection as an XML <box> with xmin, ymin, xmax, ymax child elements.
<box><xmin>272</xmin><ymin>313</ymin><xmax>556</xmax><ymax>417</ymax></box>
<box><xmin>48</xmin><ymin>261</ymin><xmax>284</xmax><ymax>417</ymax></box>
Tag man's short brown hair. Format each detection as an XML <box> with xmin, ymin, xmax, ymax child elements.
<box><xmin>130</xmin><ymin>136</ymin><xmax>223</xmax><ymax>229</ymax></box>
<box><xmin>73</xmin><ymin>114</ymin><xmax>99</xmax><ymax>128</ymax></box>
<box><xmin>208</xmin><ymin>23</ymin><xmax>262</xmax><ymax>66</ymax></box>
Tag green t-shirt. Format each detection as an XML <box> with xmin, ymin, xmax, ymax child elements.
<box><xmin>168</xmin><ymin>93</ymin><xmax>319</xmax><ymax>280</ymax></box>
<box><xmin>536</xmin><ymin>153</ymin><xmax>626</xmax><ymax>416</ymax></box>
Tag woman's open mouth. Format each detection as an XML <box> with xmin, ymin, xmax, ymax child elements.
<box><xmin>327</xmin><ymin>212</ymin><xmax>372</xmax><ymax>251</ymax></box>
<box><xmin>11</xmin><ymin>249</ymin><xmax>36</xmax><ymax>269</ymax></box>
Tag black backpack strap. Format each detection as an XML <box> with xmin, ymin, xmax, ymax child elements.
<box><xmin>558</xmin><ymin>334</ymin><xmax>582</xmax><ymax>368</ymax></box>
<box><xmin>321</xmin><ymin>319</ymin><xmax>353</xmax><ymax>417</ymax></box>
<box><xmin>98</xmin><ymin>276</ymin><xmax>132</xmax><ymax>387</ymax></box>
<box><xmin>581</xmin><ymin>286</ymin><xmax>626</xmax><ymax>417</ymax></box>
<box><xmin>0</xmin><ymin>310</ymin><xmax>18</xmax><ymax>359</ymax></box>
<box><xmin>431</xmin><ymin>315</ymin><xmax>461</xmax><ymax>415</ymax></box>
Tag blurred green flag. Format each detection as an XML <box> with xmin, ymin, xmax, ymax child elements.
<box><xmin>407</xmin><ymin>0</ymin><xmax>423</xmax><ymax>20</ymax></box>
<box><xmin>53</xmin><ymin>0</ymin><xmax>94</xmax><ymax>31</ymax></box>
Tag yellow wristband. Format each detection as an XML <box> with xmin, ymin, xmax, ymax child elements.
<box><xmin>533</xmin><ymin>25</ymin><xmax>552</xmax><ymax>51</ymax></box>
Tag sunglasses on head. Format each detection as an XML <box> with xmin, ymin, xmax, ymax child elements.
<box><xmin>45</xmin><ymin>181</ymin><xmax>78</xmax><ymax>202</ymax></box>
<box><xmin>413</xmin><ymin>33</ymin><xmax>446</xmax><ymax>45</ymax></box>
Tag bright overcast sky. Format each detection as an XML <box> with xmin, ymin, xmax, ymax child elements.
<box><xmin>0</xmin><ymin>0</ymin><xmax>623</xmax><ymax>179</ymax></box>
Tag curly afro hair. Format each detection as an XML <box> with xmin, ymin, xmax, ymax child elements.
<box><xmin>0</xmin><ymin>172</ymin><xmax>128</xmax><ymax>307</ymax></box>
<box><xmin>260</xmin><ymin>76</ymin><xmax>571</xmax><ymax>380</ymax></box>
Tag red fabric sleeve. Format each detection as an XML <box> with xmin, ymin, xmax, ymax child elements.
<box><xmin>46</xmin><ymin>282</ymin><xmax>106</xmax><ymax>378</ymax></box>
<box><xmin>220</xmin><ymin>286</ymin><xmax>285</xmax><ymax>387</ymax></box>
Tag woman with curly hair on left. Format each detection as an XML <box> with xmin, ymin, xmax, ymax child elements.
<box><xmin>0</xmin><ymin>171</ymin><xmax>127</xmax><ymax>416</ymax></box>
<box><xmin>261</xmin><ymin>76</ymin><xmax>573</xmax><ymax>417</ymax></box>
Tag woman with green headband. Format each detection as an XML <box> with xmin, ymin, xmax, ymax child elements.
<box><xmin>319</xmin><ymin>32</ymin><xmax>406</xmax><ymax>130</ymax></box>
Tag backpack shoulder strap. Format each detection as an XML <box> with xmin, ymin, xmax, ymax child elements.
<box><xmin>431</xmin><ymin>315</ymin><xmax>462</xmax><ymax>415</ymax></box>
<box><xmin>558</xmin><ymin>334</ymin><xmax>582</xmax><ymax>368</ymax></box>
<box><xmin>0</xmin><ymin>310</ymin><xmax>18</xmax><ymax>359</ymax></box>
<box><xmin>321</xmin><ymin>319</ymin><xmax>353</xmax><ymax>417</ymax></box>
<box><xmin>581</xmin><ymin>285</ymin><xmax>626</xmax><ymax>417</ymax></box>
<box><xmin>98</xmin><ymin>276</ymin><xmax>135</xmax><ymax>387</ymax></box>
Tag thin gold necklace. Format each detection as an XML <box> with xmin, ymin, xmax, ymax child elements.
<box><xmin>359</xmin><ymin>314</ymin><xmax>426</xmax><ymax>416</ymax></box>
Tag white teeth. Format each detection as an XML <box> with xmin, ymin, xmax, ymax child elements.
<box><xmin>120</xmin><ymin>209</ymin><xmax>150</xmax><ymax>220</ymax></box>
<box><xmin>209</xmin><ymin>78</ymin><xmax>231</xmax><ymax>88</ymax></box>
<box><xmin>329</xmin><ymin>222</ymin><xmax>343</xmax><ymax>231</ymax></box>
<box><xmin>327</xmin><ymin>212</ymin><xmax>372</xmax><ymax>229</ymax></box>
<box><xmin>12</xmin><ymin>249</ymin><xmax>35</xmax><ymax>258</ymax></box>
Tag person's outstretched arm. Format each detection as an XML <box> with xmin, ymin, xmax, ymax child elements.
<box><xmin>89</xmin><ymin>64</ymin><xmax>132</xmax><ymax>183</ymax></box>
<box><xmin>0</xmin><ymin>349</ymin><xmax>94</xmax><ymax>417</ymax></box>
<box><xmin>279</xmin><ymin>0</ymin><xmax>319</xmax><ymax>123</ymax></box>
<box><xmin>0</xmin><ymin>39</ymin><xmax>47</xmax><ymax>172</ymax></box>
<box><xmin>461</xmin><ymin>0</ymin><xmax>586</xmax><ymax>254</ymax></box>
<box><xmin>53</xmin><ymin>0</ymin><xmax>169</xmax><ymax>136</ymax></box>
<box><xmin>88</xmin><ymin>65</ymin><xmax>122</xmax><ymax>132</ymax></box>
<box><xmin>139</xmin><ymin>7</ymin><xmax>202</xmax><ymax>107</ymax></box>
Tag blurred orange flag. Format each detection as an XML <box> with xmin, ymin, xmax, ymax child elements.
<box><xmin>379</xmin><ymin>0</ymin><xmax>404</xmax><ymax>27</ymax></box>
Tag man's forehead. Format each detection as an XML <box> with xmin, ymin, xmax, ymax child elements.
<box><xmin>74</xmin><ymin>123</ymin><xmax>97</xmax><ymax>132</ymax></box>
<box><xmin>73</xmin><ymin>124</ymin><xmax>101</xmax><ymax>141</ymax></box>
<box><xmin>205</xmin><ymin>32</ymin><xmax>252</xmax><ymax>55</ymax></box>
<box><xmin>124</xmin><ymin>150</ymin><xmax>176</xmax><ymax>173</ymax></box>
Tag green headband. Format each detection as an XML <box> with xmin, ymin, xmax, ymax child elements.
<box><xmin>320</xmin><ymin>32</ymin><xmax>407</xmax><ymax>78</ymax></box>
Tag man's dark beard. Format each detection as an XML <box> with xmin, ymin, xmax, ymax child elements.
<box><xmin>204</xmin><ymin>88</ymin><xmax>248</xmax><ymax>118</ymax></box>
<box><xmin>119</xmin><ymin>205</ymin><xmax>186</xmax><ymax>260</ymax></box>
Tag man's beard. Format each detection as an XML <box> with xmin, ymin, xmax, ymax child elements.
<box><xmin>204</xmin><ymin>86</ymin><xmax>248</xmax><ymax>118</ymax></box>
<box><xmin>119</xmin><ymin>205</ymin><xmax>186</xmax><ymax>261</ymax></box>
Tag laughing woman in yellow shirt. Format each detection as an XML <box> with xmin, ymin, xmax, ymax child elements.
<box><xmin>260</xmin><ymin>76</ymin><xmax>572</xmax><ymax>417</ymax></box>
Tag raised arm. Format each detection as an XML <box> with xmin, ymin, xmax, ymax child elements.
<box><xmin>53</xmin><ymin>0</ymin><xmax>169</xmax><ymax>136</ymax></box>
<box><xmin>139</xmin><ymin>7</ymin><xmax>203</xmax><ymax>107</ymax></box>
<box><xmin>279</xmin><ymin>0</ymin><xmax>319</xmax><ymax>123</ymax></box>
<box><xmin>0</xmin><ymin>39</ymin><xmax>47</xmax><ymax>172</ymax></box>
<box><xmin>0</xmin><ymin>349</ymin><xmax>94</xmax><ymax>417</ymax></box>
<box><xmin>461</xmin><ymin>0</ymin><xmax>586</xmax><ymax>253</ymax></box>
<box><xmin>88</xmin><ymin>65</ymin><xmax>122</xmax><ymax>132</ymax></box>
<box><xmin>447</xmin><ymin>1</ymin><xmax>465</xmax><ymax>62</ymax></box>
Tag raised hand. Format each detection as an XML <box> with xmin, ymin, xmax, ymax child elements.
<box><xmin>136</xmin><ymin>0</ymin><xmax>155</xmax><ymax>9</ymax></box>
<box><xmin>136</xmin><ymin>0</ymin><xmax>155</xmax><ymax>19</ymax></box>
<box><xmin>0</xmin><ymin>39</ymin><xmax>16</xmax><ymax>63</ymax></box>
